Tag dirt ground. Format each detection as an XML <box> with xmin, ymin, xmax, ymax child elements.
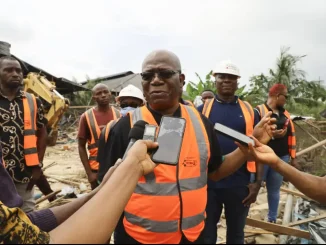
<box><xmin>35</xmin><ymin>129</ymin><xmax>318</xmax><ymax>244</ymax></box>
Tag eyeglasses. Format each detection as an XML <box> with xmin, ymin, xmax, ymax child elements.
<box><xmin>215</xmin><ymin>74</ymin><xmax>238</xmax><ymax>81</ymax></box>
<box><xmin>141</xmin><ymin>70</ymin><xmax>180</xmax><ymax>82</ymax></box>
<box><xmin>120</xmin><ymin>102</ymin><xmax>139</xmax><ymax>109</ymax></box>
<box><xmin>279</xmin><ymin>94</ymin><xmax>288</xmax><ymax>99</ymax></box>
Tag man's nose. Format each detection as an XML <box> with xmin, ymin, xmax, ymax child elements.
<box><xmin>151</xmin><ymin>73</ymin><xmax>163</xmax><ymax>84</ymax></box>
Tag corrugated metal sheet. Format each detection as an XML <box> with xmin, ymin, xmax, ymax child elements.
<box><xmin>97</xmin><ymin>73</ymin><xmax>143</xmax><ymax>92</ymax></box>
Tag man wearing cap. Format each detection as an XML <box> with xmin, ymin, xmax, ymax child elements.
<box><xmin>116</xmin><ymin>84</ymin><xmax>145</xmax><ymax>117</ymax></box>
<box><xmin>78</xmin><ymin>83</ymin><xmax>121</xmax><ymax>190</ymax></box>
<box><xmin>197</xmin><ymin>60</ymin><xmax>264</xmax><ymax>244</ymax></box>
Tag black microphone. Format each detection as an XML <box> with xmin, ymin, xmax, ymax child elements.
<box><xmin>122</xmin><ymin>120</ymin><xmax>148</xmax><ymax>160</ymax></box>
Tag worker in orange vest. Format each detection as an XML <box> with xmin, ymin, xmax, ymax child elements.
<box><xmin>200</xmin><ymin>89</ymin><xmax>215</xmax><ymax>104</ymax></box>
<box><xmin>255</xmin><ymin>84</ymin><xmax>298</xmax><ymax>224</ymax></box>
<box><xmin>198</xmin><ymin>60</ymin><xmax>264</xmax><ymax>244</ymax></box>
<box><xmin>0</xmin><ymin>56</ymin><xmax>49</xmax><ymax>213</ymax></box>
<box><xmin>78</xmin><ymin>83</ymin><xmax>120</xmax><ymax>190</ymax></box>
<box><xmin>98</xmin><ymin>50</ymin><xmax>275</xmax><ymax>244</ymax></box>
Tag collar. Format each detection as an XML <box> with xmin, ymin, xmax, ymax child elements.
<box><xmin>264</xmin><ymin>102</ymin><xmax>285</xmax><ymax>113</ymax></box>
<box><xmin>146</xmin><ymin>103</ymin><xmax>181</xmax><ymax>118</ymax></box>
<box><xmin>0</xmin><ymin>89</ymin><xmax>25</xmax><ymax>100</ymax></box>
<box><xmin>215</xmin><ymin>94</ymin><xmax>238</xmax><ymax>104</ymax></box>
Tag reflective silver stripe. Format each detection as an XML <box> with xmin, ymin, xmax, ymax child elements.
<box><xmin>131</xmin><ymin>108</ymin><xmax>143</xmax><ymax>127</ymax></box>
<box><xmin>86</xmin><ymin>109</ymin><xmax>99</xmax><ymax>142</ymax></box>
<box><xmin>25</xmin><ymin>93</ymin><xmax>36</xmax><ymax>132</ymax></box>
<box><xmin>291</xmin><ymin>132</ymin><xmax>296</xmax><ymax>137</ymax></box>
<box><xmin>290</xmin><ymin>146</ymin><xmax>296</xmax><ymax>149</ymax></box>
<box><xmin>24</xmin><ymin>148</ymin><xmax>38</xmax><ymax>155</ymax></box>
<box><xmin>124</xmin><ymin>211</ymin><xmax>205</xmax><ymax>233</ymax></box>
<box><xmin>181</xmin><ymin>212</ymin><xmax>205</xmax><ymax>230</ymax></box>
<box><xmin>24</xmin><ymin>129</ymin><xmax>36</xmax><ymax>136</ymax></box>
<box><xmin>132</xmin><ymin>106</ymin><xmax>207</xmax><ymax>196</ymax></box>
<box><xmin>124</xmin><ymin>212</ymin><xmax>179</xmax><ymax>233</ymax></box>
<box><xmin>184</xmin><ymin>106</ymin><xmax>208</xmax><ymax>174</ymax></box>
<box><xmin>128</xmin><ymin>106</ymin><xmax>207</xmax><ymax>232</ymax></box>
<box><xmin>89</xmin><ymin>156</ymin><xmax>97</xmax><ymax>161</ymax></box>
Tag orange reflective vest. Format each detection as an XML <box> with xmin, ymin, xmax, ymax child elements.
<box><xmin>184</xmin><ymin>100</ymin><xmax>195</xmax><ymax>107</ymax></box>
<box><xmin>124</xmin><ymin>105</ymin><xmax>211</xmax><ymax>244</ymax></box>
<box><xmin>257</xmin><ymin>104</ymin><xmax>296</xmax><ymax>158</ymax></box>
<box><xmin>23</xmin><ymin>92</ymin><xmax>40</xmax><ymax>167</ymax></box>
<box><xmin>202</xmin><ymin>98</ymin><xmax>256</xmax><ymax>173</ymax></box>
<box><xmin>85</xmin><ymin>107</ymin><xmax>120</xmax><ymax>170</ymax></box>
<box><xmin>103</xmin><ymin>119</ymin><xmax>119</xmax><ymax>143</ymax></box>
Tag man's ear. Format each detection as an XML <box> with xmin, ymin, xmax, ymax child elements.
<box><xmin>180</xmin><ymin>74</ymin><xmax>185</xmax><ymax>89</ymax></box>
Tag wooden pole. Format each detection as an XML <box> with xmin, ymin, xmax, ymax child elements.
<box><xmin>35</xmin><ymin>190</ymin><xmax>61</xmax><ymax>205</ymax></box>
<box><xmin>279</xmin><ymin>183</ymin><xmax>294</xmax><ymax>244</ymax></box>
<box><xmin>246</xmin><ymin>218</ymin><xmax>311</xmax><ymax>239</ymax></box>
<box><xmin>289</xmin><ymin>213</ymin><xmax>326</xmax><ymax>227</ymax></box>
<box><xmin>294</xmin><ymin>122</ymin><xmax>326</xmax><ymax>151</ymax></box>
<box><xmin>296</xmin><ymin>139</ymin><xmax>326</xmax><ymax>157</ymax></box>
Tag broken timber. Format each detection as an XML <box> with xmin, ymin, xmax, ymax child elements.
<box><xmin>246</xmin><ymin>218</ymin><xmax>311</xmax><ymax>239</ymax></box>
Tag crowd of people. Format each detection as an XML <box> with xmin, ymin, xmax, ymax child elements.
<box><xmin>0</xmin><ymin>51</ymin><xmax>326</xmax><ymax>244</ymax></box>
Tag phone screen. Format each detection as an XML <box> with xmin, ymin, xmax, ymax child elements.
<box><xmin>214</xmin><ymin>123</ymin><xmax>255</xmax><ymax>146</ymax></box>
<box><xmin>143</xmin><ymin>125</ymin><xmax>157</xmax><ymax>141</ymax></box>
<box><xmin>152</xmin><ymin>116</ymin><xmax>186</xmax><ymax>165</ymax></box>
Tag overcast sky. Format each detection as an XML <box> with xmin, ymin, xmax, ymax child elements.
<box><xmin>1</xmin><ymin>0</ymin><xmax>325</xmax><ymax>88</ymax></box>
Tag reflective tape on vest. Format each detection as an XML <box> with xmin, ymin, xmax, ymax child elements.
<box><xmin>125</xmin><ymin>105</ymin><xmax>209</xmax><ymax>242</ymax></box>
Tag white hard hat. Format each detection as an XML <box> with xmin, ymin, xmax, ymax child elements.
<box><xmin>116</xmin><ymin>85</ymin><xmax>145</xmax><ymax>103</ymax></box>
<box><xmin>212</xmin><ymin>60</ymin><xmax>241</xmax><ymax>78</ymax></box>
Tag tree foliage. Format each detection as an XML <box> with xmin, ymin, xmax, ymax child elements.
<box><xmin>186</xmin><ymin>47</ymin><xmax>326</xmax><ymax>118</ymax></box>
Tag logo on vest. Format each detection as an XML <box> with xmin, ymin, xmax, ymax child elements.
<box><xmin>24</xmin><ymin>120</ymin><xmax>31</xmax><ymax>127</ymax></box>
<box><xmin>183</xmin><ymin>158</ymin><xmax>197</xmax><ymax>167</ymax></box>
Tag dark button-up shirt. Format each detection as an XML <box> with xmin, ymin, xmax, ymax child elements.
<box><xmin>0</xmin><ymin>90</ymin><xmax>47</xmax><ymax>183</ymax></box>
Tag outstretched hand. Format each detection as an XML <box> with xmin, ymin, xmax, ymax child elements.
<box><xmin>235</xmin><ymin>137</ymin><xmax>279</xmax><ymax>168</ymax></box>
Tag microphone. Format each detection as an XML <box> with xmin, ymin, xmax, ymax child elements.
<box><xmin>122</xmin><ymin>120</ymin><xmax>148</xmax><ymax>160</ymax></box>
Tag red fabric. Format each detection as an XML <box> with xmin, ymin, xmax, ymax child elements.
<box><xmin>78</xmin><ymin>108</ymin><xmax>114</xmax><ymax>140</ymax></box>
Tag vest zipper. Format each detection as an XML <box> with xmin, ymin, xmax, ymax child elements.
<box><xmin>176</xmin><ymin>161</ymin><xmax>185</xmax><ymax>238</ymax></box>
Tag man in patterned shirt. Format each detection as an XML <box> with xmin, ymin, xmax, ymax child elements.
<box><xmin>0</xmin><ymin>56</ymin><xmax>48</xmax><ymax>213</ymax></box>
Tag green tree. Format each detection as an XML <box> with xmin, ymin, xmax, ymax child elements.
<box><xmin>246</xmin><ymin>47</ymin><xmax>326</xmax><ymax>117</ymax></box>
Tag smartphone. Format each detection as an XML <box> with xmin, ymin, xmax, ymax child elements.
<box><xmin>151</xmin><ymin>116</ymin><xmax>186</xmax><ymax>165</ymax></box>
<box><xmin>283</xmin><ymin>119</ymin><xmax>290</xmax><ymax>130</ymax></box>
<box><xmin>143</xmin><ymin>125</ymin><xmax>157</xmax><ymax>141</ymax></box>
<box><xmin>214</xmin><ymin>123</ymin><xmax>255</xmax><ymax>146</ymax></box>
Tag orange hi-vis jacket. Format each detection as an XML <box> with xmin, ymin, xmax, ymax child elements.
<box><xmin>202</xmin><ymin>98</ymin><xmax>256</xmax><ymax>173</ymax></box>
<box><xmin>257</xmin><ymin>104</ymin><xmax>296</xmax><ymax>158</ymax></box>
<box><xmin>184</xmin><ymin>100</ymin><xmax>195</xmax><ymax>107</ymax></box>
<box><xmin>85</xmin><ymin>107</ymin><xmax>120</xmax><ymax>171</ymax></box>
<box><xmin>123</xmin><ymin>104</ymin><xmax>211</xmax><ymax>244</ymax></box>
<box><xmin>23</xmin><ymin>92</ymin><xmax>40</xmax><ymax>167</ymax></box>
<box><xmin>102</xmin><ymin>119</ymin><xmax>119</xmax><ymax>143</ymax></box>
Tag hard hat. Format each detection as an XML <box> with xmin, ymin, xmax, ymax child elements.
<box><xmin>212</xmin><ymin>60</ymin><xmax>241</xmax><ymax>78</ymax></box>
<box><xmin>116</xmin><ymin>85</ymin><xmax>145</xmax><ymax>103</ymax></box>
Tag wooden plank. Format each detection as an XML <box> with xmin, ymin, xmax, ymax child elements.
<box><xmin>35</xmin><ymin>190</ymin><xmax>61</xmax><ymax>205</ymax></box>
<box><xmin>244</xmin><ymin>229</ymin><xmax>274</xmax><ymax>235</ymax></box>
<box><xmin>296</xmin><ymin>139</ymin><xmax>326</xmax><ymax>157</ymax></box>
<box><xmin>246</xmin><ymin>218</ymin><xmax>311</xmax><ymax>239</ymax></box>
<box><xmin>294</xmin><ymin>122</ymin><xmax>326</xmax><ymax>151</ymax></box>
<box><xmin>288</xmin><ymin>213</ymin><xmax>326</xmax><ymax>227</ymax></box>
<box><xmin>280</xmin><ymin>187</ymin><xmax>313</xmax><ymax>201</ymax></box>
